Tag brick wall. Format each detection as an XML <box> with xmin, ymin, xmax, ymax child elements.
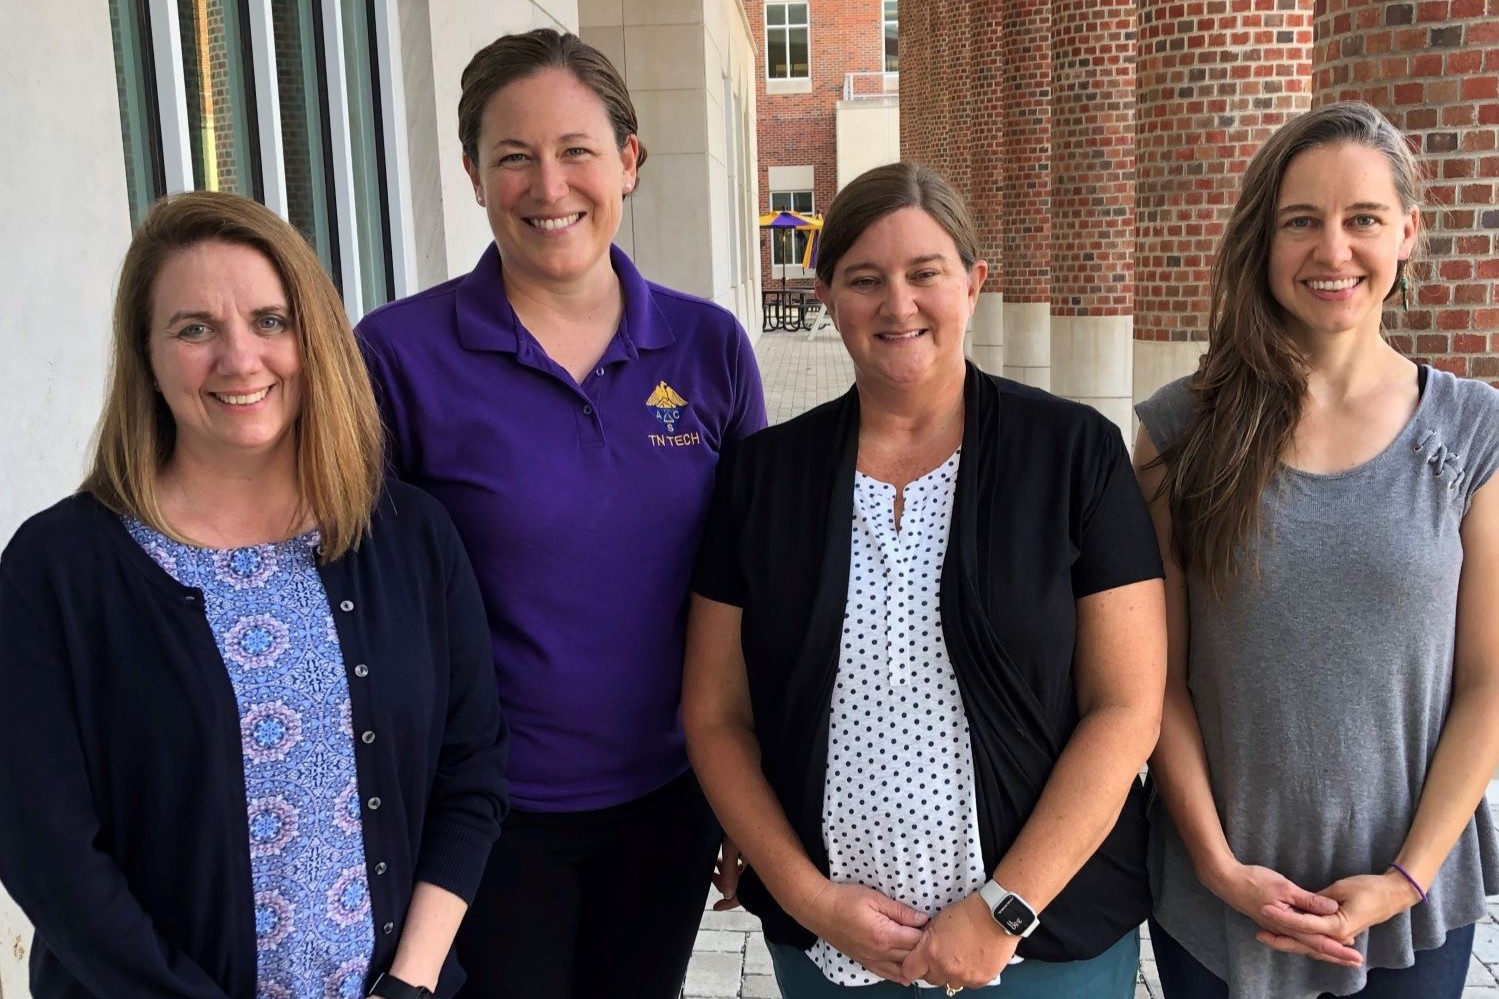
<box><xmin>1002</xmin><ymin>0</ymin><xmax>1051</xmax><ymax>306</ymax></box>
<box><xmin>900</xmin><ymin>0</ymin><xmax>972</xmax><ymax>197</ymax></box>
<box><xmin>747</xmin><ymin>0</ymin><xmax>889</xmax><ymax>288</ymax></box>
<box><xmin>1315</xmin><ymin>0</ymin><xmax>1499</xmax><ymax>386</ymax></box>
<box><xmin>1051</xmin><ymin>0</ymin><xmax>1136</xmax><ymax>317</ymax></box>
<box><xmin>968</xmin><ymin>0</ymin><xmax>1004</xmax><ymax>292</ymax></box>
<box><xmin>1136</xmin><ymin>0</ymin><xmax>1312</xmax><ymax>342</ymax></box>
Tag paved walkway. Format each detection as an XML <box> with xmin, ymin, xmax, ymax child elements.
<box><xmin>685</xmin><ymin>331</ymin><xmax>1499</xmax><ymax>998</ymax></box>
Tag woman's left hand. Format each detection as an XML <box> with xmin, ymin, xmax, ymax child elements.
<box><xmin>710</xmin><ymin>836</ymin><xmax>745</xmax><ymax>911</ymax></box>
<box><xmin>1255</xmin><ymin>871</ymin><xmax>1421</xmax><ymax>957</ymax></box>
<box><xmin>899</xmin><ymin>894</ymin><xmax>1018</xmax><ymax>990</ymax></box>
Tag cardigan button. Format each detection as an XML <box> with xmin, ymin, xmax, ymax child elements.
<box><xmin>353</xmin><ymin>664</ymin><xmax>369</xmax><ymax>678</ymax></box>
<box><xmin>339</xmin><ymin>600</ymin><xmax>354</xmax><ymax>612</ymax></box>
<box><xmin>374</xmin><ymin>861</ymin><xmax>387</xmax><ymax>875</ymax></box>
<box><xmin>382</xmin><ymin>921</ymin><xmax>394</xmax><ymax>935</ymax></box>
<box><xmin>362</xmin><ymin>730</ymin><xmax>376</xmax><ymax>744</ymax></box>
<box><xmin>367</xmin><ymin>796</ymin><xmax>382</xmax><ymax>810</ymax></box>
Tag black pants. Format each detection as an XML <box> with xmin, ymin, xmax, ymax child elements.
<box><xmin>454</xmin><ymin>769</ymin><xmax>720</xmax><ymax>999</ymax></box>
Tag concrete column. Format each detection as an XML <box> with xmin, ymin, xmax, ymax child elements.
<box><xmin>970</xmin><ymin>292</ymin><xmax>1005</xmax><ymax>373</ymax></box>
<box><xmin>1134</xmin><ymin>0</ymin><xmax>1312</xmax><ymax>401</ymax></box>
<box><xmin>1050</xmin><ymin>0</ymin><xmax>1136</xmax><ymax>437</ymax></box>
<box><xmin>1001</xmin><ymin>0</ymin><xmax>1051</xmax><ymax>388</ymax></box>
<box><xmin>1315</xmin><ymin>0</ymin><xmax>1499</xmax><ymax>385</ymax></box>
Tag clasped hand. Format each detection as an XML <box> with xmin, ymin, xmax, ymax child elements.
<box><xmin>1216</xmin><ymin>864</ymin><xmax>1420</xmax><ymax>967</ymax></box>
<box><xmin>804</xmin><ymin>887</ymin><xmax>1013</xmax><ymax>988</ymax></box>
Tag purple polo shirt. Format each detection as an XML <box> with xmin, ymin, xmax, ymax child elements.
<box><xmin>357</xmin><ymin>243</ymin><xmax>766</xmax><ymax>812</ymax></box>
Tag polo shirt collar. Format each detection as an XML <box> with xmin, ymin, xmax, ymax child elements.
<box><xmin>453</xmin><ymin>242</ymin><xmax>677</xmax><ymax>358</ymax></box>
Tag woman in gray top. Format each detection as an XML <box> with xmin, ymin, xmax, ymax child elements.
<box><xmin>1134</xmin><ymin>101</ymin><xmax>1499</xmax><ymax>998</ymax></box>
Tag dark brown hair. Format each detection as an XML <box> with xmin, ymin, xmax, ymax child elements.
<box><xmin>458</xmin><ymin>28</ymin><xmax>647</xmax><ymax>172</ymax></box>
<box><xmin>1157</xmin><ymin>101</ymin><xmax>1423</xmax><ymax>596</ymax></box>
<box><xmin>815</xmin><ymin>162</ymin><xmax>979</xmax><ymax>286</ymax></box>
<box><xmin>82</xmin><ymin>190</ymin><xmax>383</xmax><ymax>561</ymax></box>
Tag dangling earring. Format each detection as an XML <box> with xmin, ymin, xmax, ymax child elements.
<box><xmin>1400</xmin><ymin>274</ymin><xmax>1409</xmax><ymax>311</ymax></box>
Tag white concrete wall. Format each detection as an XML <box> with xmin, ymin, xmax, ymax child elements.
<box><xmin>835</xmin><ymin>97</ymin><xmax>900</xmax><ymax>192</ymax></box>
<box><xmin>970</xmin><ymin>292</ymin><xmax>1004</xmax><ymax>374</ymax></box>
<box><xmin>1133</xmin><ymin>337</ymin><xmax>1207</xmax><ymax>439</ymax></box>
<box><xmin>420</xmin><ymin>0</ymin><xmax>578</xmax><ymax>280</ymax></box>
<box><xmin>1003</xmin><ymin>302</ymin><xmax>1051</xmax><ymax>390</ymax></box>
<box><xmin>580</xmin><ymin>0</ymin><xmax>760</xmax><ymax>338</ymax></box>
<box><xmin>1052</xmin><ymin>315</ymin><xmax>1134</xmax><ymax>440</ymax></box>
<box><xmin>0</xmin><ymin>0</ymin><xmax>135</xmax><ymax>991</ymax></box>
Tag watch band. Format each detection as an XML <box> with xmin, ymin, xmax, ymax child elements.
<box><xmin>368</xmin><ymin>972</ymin><xmax>434</xmax><ymax>999</ymax></box>
<box><xmin>978</xmin><ymin>878</ymin><xmax>1040</xmax><ymax>938</ymax></box>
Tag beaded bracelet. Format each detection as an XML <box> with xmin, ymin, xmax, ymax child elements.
<box><xmin>1389</xmin><ymin>863</ymin><xmax>1427</xmax><ymax>904</ymax></box>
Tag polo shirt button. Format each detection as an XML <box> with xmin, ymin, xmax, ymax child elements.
<box><xmin>383</xmin><ymin>921</ymin><xmax>394</xmax><ymax>935</ymax></box>
<box><xmin>362</xmin><ymin>730</ymin><xmax>376</xmax><ymax>744</ymax></box>
<box><xmin>354</xmin><ymin>664</ymin><xmax>369</xmax><ymax>677</ymax></box>
<box><xmin>339</xmin><ymin>600</ymin><xmax>354</xmax><ymax>612</ymax></box>
<box><xmin>582</xmin><ymin>404</ymin><xmax>593</xmax><ymax>415</ymax></box>
<box><xmin>595</xmin><ymin>366</ymin><xmax>605</xmax><ymax>376</ymax></box>
<box><xmin>367</xmin><ymin>796</ymin><xmax>381</xmax><ymax>810</ymax></box>
<box><xmin>374</xmin><ymin>861</ymin><xmax>387</xmax><ymax>875</ymax></box>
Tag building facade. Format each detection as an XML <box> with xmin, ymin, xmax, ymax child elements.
<box><xmin>901</xmin><ymin>0</ymin><xmax>1499</xmax><ymax>435</ymax></box>
<box><xmin>746</xmin><ymin>0</ymin><xmax>901</xmax><ymax>290</ymax></box>
<box><xmin>0</xmin><ymin>1</ymin><xmax>758</xmax><ymax>991</ymax></box>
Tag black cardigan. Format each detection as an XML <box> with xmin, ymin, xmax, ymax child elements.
<box><xmin>0</xmin><ymin>482</ymin><xmax>507</xmax><ymax>999</ymax></box>
<box><xmin>693</xmin><ymin>364</ymin><xmax>1163</xmax><ymax>962</ymax></box>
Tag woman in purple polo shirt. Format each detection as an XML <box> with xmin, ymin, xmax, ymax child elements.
<box><xmin>357</xmin><ymin>27</ymin><xmax>766</xmax><ymax>999</ymax></box>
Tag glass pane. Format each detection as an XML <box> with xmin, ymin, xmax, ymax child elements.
<box><xmin>788</xmin><ymin>27</ymin><xmax>809</xmax><ymax>77</ymax></box>
<box><xmin>884</xmin><ymin>0</ymin><xmax>898</xmax><ymax>16</ymax></box>
<box><xmin>793</xmin><ymin>191</ymin><xmax>813</xmax><ymax>213</ymax></box>
<box><xmin>767</xmin><ymin>26</ymin><xmax>789</xmax><ymax>78</ymax></box>
<box><xmin>178</xmin><ymin>0</ymin><xmax>260</xmax><ymax>197</ymax></box>
<box><xmin>342</xmin><ymin>0</ymin><xmax>391</xmax><ymax>313</ymax></box>
<box><xmin>885</xmin><ymin>19</ymin><xmax>898</xmax><ymax>73</ymax></box>
<box><xmin>271</xmin><ymin>0</ymin><xmax>337</xmax><ymax>278</ymax></box>
<box><xmin>109</xmin><ymin>0</ymin><xmax>164</xmax><ymax>227</ymax></box>
<box><xmin>766</xmin><ymin>3</ymin><xmax>785</xmax><ymax>26</ymax></box>
<box><xmin>770</xmin><ymin>191</ymin><xmax>791</xmax><ymax>211</ymax></box>
<box><xmin>789</xmin><ymin>3</ymin><xmax>808</xmax><ymax>25</ymax></box>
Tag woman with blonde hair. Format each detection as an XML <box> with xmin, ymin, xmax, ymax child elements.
<box><xmin>0</xmin><ymin>190</ymin><xmax>506</xmax><ymax>999</ymax></box>
<box><xmin>1136</xmin><ymin>101</ymin><xmax>1499</xmax><ymax>998</ymax></box>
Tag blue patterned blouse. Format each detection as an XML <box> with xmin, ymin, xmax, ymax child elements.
<box><xmin>126</xmin><ymin>520</ymin><xmax>375</xmax><ymax>999</ymax></box>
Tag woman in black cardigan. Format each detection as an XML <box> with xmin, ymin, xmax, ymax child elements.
<box><xmin>0</xmin><ymin>191</ymin><xmax>506</xmax><ymax>999</ymax></box>
<box><xmin>684</xmin><ymin>163</ymin><xmax>1166</xmax><ymax>997</ymax></box>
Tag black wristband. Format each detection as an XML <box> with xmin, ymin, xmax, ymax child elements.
<box><xmin>368</xmin><ymin>972</ymin><xmax>434</xmax><ymax>999</ymax></box>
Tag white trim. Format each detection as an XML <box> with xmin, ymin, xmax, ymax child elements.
<box><xmin>149</xmin><ymin>0</ymin><xmax>193</xmax><ymax>192</ymax></box>
<box><xmin>372</xmin><ymin>0</ymin><xmax>415</xmax><ymax>299</ymax></box>
<box><xmin>246</xmin><ymin>0</ymin><xmax>287</xmax><ymax>216</ymax></box>
<box><xmin>320</xmin><ymin>0</ymin><xmax>364</xmax><ymax>319</ymax></box>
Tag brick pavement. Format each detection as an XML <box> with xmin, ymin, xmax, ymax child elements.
<box><xmin>686</xmin><ymin>332</ymin><xmax>1499</xmax><ymax>998</ymax></box>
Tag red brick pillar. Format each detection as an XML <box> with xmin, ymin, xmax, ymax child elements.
<box><xmin>899</xmin><ymin>0</ymin><xmax>971</xmax><ymax>187</ymax></box>
<box><xmin>1315</xmin><ymin>0</ymin><xmax>1499</xmax><ymax>387</ymax></box>
<box><xmin>1001</xmin><ymin>0</ymin><xmax>1051</xmax><ymax>388</ymax></box>
<box><xmin>1051</xmin><ymin>0</ymin><xmax>1137</xmax><ymax>434</ymax></box>
<box><xmin>1135</xmin><ymin>0</ymin><xmax>1314</xmax><ymax>396</ymax></box>
<box><xmin>968</xmin><ymin>0</ymin><xmax>1005</xmax><ymax>373</ymax></box>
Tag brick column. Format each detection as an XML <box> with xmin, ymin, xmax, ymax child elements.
<box><xmin>1001</xmin><ymin>0</ymin><xmax>1051</xmax><ymax>388</ymax></box>
<box><xmin>968</xmin><ymin>0</ymin><xmax>1005</xmax><ymax>373</ymax></box>
<box><xmin>1134</xmin><ymin>0</ymin><xmax>1314</xmax><ymax>400</ymax></box>
<box><xmin>1315</xmin><ymin>0</ymin><xmax>1499</xmax><ymax>387</ymax></box>
<box><xmin>899</xmin><ymin>0</ymin><xmax>971</xmax><ymax>187</ymax></box>
<box><xmin>1051</xmin><ymin>0</ymin><xmax>1137</xmax><ymax>435</ymax></box>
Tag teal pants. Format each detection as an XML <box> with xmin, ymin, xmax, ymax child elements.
<box><xmin>768</xmin><ymin>928</ymin><xmax>1139</xmax><ymax>998</ymax></box>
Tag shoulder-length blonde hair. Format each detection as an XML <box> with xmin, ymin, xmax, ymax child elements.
<box><xmin>82</xmin><ymin>190</ymin><xmax>383</xmax><ymax>561</ymax></box>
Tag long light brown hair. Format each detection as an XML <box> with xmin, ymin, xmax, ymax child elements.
<box><xmin>1157</xmin><ymin>101</ymin><xmax>1423</xmax><ymax>596</ymax></box>
<box><xmin>82</xmin><ymin>190</ymin><xmax>383</xmax><ymax>560</ymax></box>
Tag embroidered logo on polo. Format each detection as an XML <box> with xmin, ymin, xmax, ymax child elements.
<box><xmin>646</xmin><ymin>381</ymin><xmax>702</xmax><ymax>447</ymax></box>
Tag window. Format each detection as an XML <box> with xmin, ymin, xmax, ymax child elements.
<box><xmin>766</xmin><ymin>3</ymin><xmax>809</xmax><ymax>80</ymax></box>
<box><xmin>883</xmin><ymin>1</ymin><xmax>898</xmax><ymax>73</ymax></box>
<box><xmin>107</xmin><ymin>0</ymin><xmax>407</xmax><ymax>320</ymax></box>
<box><xmin>770</xmin><ymin>189</ymin><xmax>814</xmax><ymax>268</ymax></box>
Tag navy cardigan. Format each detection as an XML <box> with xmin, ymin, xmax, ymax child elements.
<box><xmin>0</xmin><ymin>482</ymin><xmax>507</xmax><ymax>999</ymax></box>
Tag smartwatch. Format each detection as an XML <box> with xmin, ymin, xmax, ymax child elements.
<box><xmin>367</xmin><ymin>972</ymin><xmax>434</xmax><ymax>999</ymax></box>
<box><xmin>978</xmin><ymin>878</ymin><xmax>1040</xmax><ymax>938</ymax></box>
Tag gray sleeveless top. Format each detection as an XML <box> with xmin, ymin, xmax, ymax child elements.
<box><xmin>1137</xmin><ymin>367</ymin><xmax>1499</xmax><ymax>998</ymax></box>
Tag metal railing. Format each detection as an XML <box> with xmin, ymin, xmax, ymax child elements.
<box><xmin>843</xmin><ymin>71</ymin><xmax>899</xmax><ymax>101</ymax></box>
